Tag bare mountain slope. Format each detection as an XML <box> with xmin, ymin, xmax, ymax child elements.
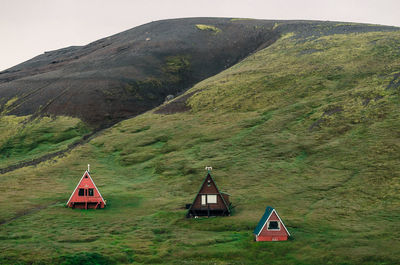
<box><xmin>0</xmin><ymin>18</ymin><xmax>397</xmax><ymax>127</ymax></box>
<box><xmin>0</xmin><ymin>18</ymin><xmax>278</xmax><ymax>127</ymax></box>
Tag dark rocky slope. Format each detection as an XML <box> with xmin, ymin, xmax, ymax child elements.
<box><xmin>0</xmin><ymin>18</ymin><xmax>397</xmax><ymax>127</ymax></box>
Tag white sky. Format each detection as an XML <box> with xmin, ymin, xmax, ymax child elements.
<box><xmin>1</xmin><ymin>0</ymin><xmax>400</xmax><ymax>71</ymax></box>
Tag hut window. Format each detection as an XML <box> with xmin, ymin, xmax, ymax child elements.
<box><xmin>201</xmin><ymin>195</ymin><xmax>206</xmax><ymax>205</ymax></box>
<box><xmin>78</xmin><ymin>188</ymin><xmax>84</xmax><ymax>196</ymax></box>
<box><xmin>267</xmin><ymin>221</ymin><xmax>280</xmax><ymax>230</ymax></box>
<box><xmin>207</xmin><ymin>195</ymin><xmax>217</xmax><ymax>204</ymax></box>
<box><xmin>88</xmin><ymin>188</ymin><xmax>94</xmax><ymax>196</ymax></box>
<box><xmin>207</xmin><ymin>180</ymin><xmax>211</xmax><ymax>187</ymax></box>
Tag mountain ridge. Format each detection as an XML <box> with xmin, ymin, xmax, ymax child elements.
<box><xmin>0</xmin><ymin>18</ymin><xmax>398</xmax><ymax>127</ymax></box>
<box><xmin>0</xmin><ymin>18</ymin><xmax>279</xmax><ymax>127</ymax></box>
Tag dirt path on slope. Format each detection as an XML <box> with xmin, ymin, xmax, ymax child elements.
<box><xmin>0</xmin><ymin>129</ymin><xmax>104</xmax><ymax>226</ymax></box>
<box><xmin>0</xmin><ymin>130</ymin><xmax>100</xmax><ymax>175</ymax></box>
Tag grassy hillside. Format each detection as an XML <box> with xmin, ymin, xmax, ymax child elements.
<box><xmin>0</xmin><ymin>115</ymin><xmax>90</xmax><ymax>169</ymax></box>
<box><xmin>0</xmin><ymin>25</ymin><xmax>400</xmax><ymax>264</ymax></box>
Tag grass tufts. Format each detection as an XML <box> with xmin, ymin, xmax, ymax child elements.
<box><xmin>196</xmin><ymin>24</ymin><xmax>222</xmax><ymax>34</ymax></box>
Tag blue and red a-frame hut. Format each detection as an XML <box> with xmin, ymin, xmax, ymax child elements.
<box><xmin>253</xmin><ymin>206</ymin><xmax>290</xmax><ymax>241</ymax></box>
<box><xmin>66</xmin><ymin>165</ymin><xmax>106</xmax><ymax>209</ymax></box>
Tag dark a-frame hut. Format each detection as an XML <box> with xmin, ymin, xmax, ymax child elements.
<box><xmin>187</xmin><ymin>167</ymin><xmax>231</xmax><ymax>218</ymax></box>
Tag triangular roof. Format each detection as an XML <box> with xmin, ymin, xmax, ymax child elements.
<box><xmin>187</xmin><ymin>170</ymin><xmax>231</xmax><ymax>213</ymax></box>
<box><xmin>253</xmin><ymin>206</ymin><xmax>290</xmax><ymax>236</ymax></box>
<box><xmin>66</xmin><ymin>170</ymin><xmax>106</xmax><ymax>205</ymax></box>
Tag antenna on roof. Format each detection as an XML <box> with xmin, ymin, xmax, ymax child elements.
<box><xmin>88</xmin><ymin>164</ymin><xmax>90</xmax><ymax>173</ymax></box>
<box><xmin>205</xmin><ymin>166</ymin><xmax>212</xmax><ymax>172</ymax></box>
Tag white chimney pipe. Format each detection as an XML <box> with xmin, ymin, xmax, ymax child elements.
<box><xmin>88</xmin><ymin>164</ymin><xmax>90</xmax><ymax>172</ymax></box>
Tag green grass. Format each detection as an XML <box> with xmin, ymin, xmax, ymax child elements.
<box><xmin>0</xmin><ymin>115</ymin><xmax>91</xmax><ymax>168</ymax></box>
<box><xmin>0</xmin><ymin>30</ymin><xmax>400</xmax><ymax>264</ymax></box>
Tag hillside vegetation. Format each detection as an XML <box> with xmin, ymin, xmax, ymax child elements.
<box><xmin>0</xmin><ymin>21</ymin><xmax>399</xmax><ymax>264</ymax></box>
<box><xmin>0</xmin><ymin>115</ymin><xmax>90</xmax><ymax>169</ymax></box>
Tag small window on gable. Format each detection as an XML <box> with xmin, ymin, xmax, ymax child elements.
<box><xmin>207</xmin><ymin>179</ymin><xmax>211</xmax><ymax>187</ymax></box>
<box><xmin>84</xmin><ymin>175</ymin><xmax>88</xmax><ymax>178</ymax></box>
<box><xmin>78</xmin><ymin>188</ymin><xmax>84</xmax><ymax>196</ymax></box>
<box><xmin>267</xmin><ymin>221</ymin><xmax>280</xmax><ymax>230</ymax></box>
<box><xmin>88</xmin><ymin>188</ymin><xmax>94</xmax><ymax>196</ymax></box>
<box><xmin>207</xmin><ymin>194</ymin><xmax>217</xmax><ymax>204</ymax></box>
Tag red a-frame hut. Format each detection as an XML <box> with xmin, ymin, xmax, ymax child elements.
<box><xmin>186</xmin><ymin>167</ymin><xmax>231</xmax><ymax>218</ymax></box>
<box><xmin>66</xmin><ymin>165</ymin><xmax>106</xmax><ymax>209</ymax></box>
<box><xmin>253</xmin><ymin>206</ymin><xmax>290</xmax><ymax>241</ymax></box>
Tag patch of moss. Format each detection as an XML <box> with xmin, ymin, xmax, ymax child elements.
<box><xmin>195</xmin><ymin>24</ymin><xmax>221</xmax><ymax>34</ymax></box>
<box><xmin>1</xmin><ymin>96</ymin><xmax>19</xmax><ymax>114</ymax></box>
<box><xmin>230</xmin><ymin>18</ymin><xmax>254</xmax><ymax>22</ymax></box>
<box><xmin>162</xmin><ymin>55</ymin><xmax>191</xmax><ymax>85</ymax></box>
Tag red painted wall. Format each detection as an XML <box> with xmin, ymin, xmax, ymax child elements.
<box><xmin>67</xmin><ymin>171</ymin><xmax>105</xmax><ymax>209</ymax></box>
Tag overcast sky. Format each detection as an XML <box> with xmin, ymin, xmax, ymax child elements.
<box><xmin>1</xmin><ymin>0</ymin><xmax>400</xmax><ymax>71</ymax></box>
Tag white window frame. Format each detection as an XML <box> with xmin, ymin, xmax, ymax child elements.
<box><xmin>267</xmin><ymin>220</ymin><xmax>281</xmax><ymax>231</ymax></box>
<box><xmin>200</xmin><ymin>194</ymin><xmax>217</xmax><ymax>205</ymax></box>
<box><xmin>207</xmin><ymin>194</ymin><xmax>217</xmax><ymax>204</ymax></box>
<box><xmin>201</xmin><ymin>195</ymin><xmax>206</xmax><ymax>205</ymax></box>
